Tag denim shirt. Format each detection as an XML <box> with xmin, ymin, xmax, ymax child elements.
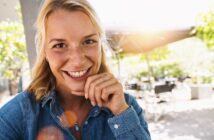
<box><xmin>0</xmin><ymin>90</ymin><xmax>151</xmax><ymax>140</ymax></box>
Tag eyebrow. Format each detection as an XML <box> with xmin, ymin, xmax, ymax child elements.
<box><xmin>48</xmin><ymin>33</ymin><xmax>98</xmax><ymax>44</ymax></box>
<box><xmin>84</xmin><ymin>33</ymin><xmax>98</xmax><ymax>38</ymax></box>
<box><xmin>48</xmin><ymin>39</ymin><xmax>65</xmax><ymax>44</ymax></box>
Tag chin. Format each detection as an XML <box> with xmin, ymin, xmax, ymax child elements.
<box><xmin>66</xmin><ymin>84</ymin><xmax>85</xmax><ymax>96</ymax></box>
<box><xmin>71</xmin><ymin>91</ymin><xmax>85</xmax><ymax>96</ymax></box>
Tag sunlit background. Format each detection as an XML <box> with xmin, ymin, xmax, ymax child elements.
<box><xmin>90</xmin><ymin>0</ymin><xmax>212</xmax><ymax>31</ymax></box>
<box><xmin>1</xmin><ymin>0</ymin><xmax>214</xmax><ymax>140</ymax></box>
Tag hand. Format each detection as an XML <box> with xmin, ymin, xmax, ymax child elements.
<box><xmin>84</xmin><ymin>72</ymin><xmax>128</xmax><ymax>115</ymax></box>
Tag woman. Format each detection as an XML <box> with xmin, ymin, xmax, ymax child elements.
<box><xmin>0</xmin><ymin>0</ymin><xmax>151</xmax><ymax>139</ymax></box>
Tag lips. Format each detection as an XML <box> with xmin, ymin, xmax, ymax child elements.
<box><xmin>64</xmin><ymin>67</ymin><xmax>90</xmax><ymax>79</ymax></box>
<box><xmin>67</xmin><ymin>69</ymin><xmax>88</xmax><ymax>78</ymax></box>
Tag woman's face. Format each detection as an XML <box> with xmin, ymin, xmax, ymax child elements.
<box><xmin>45</xmin><ymin>9</ymin><xmax>102</xmax><ymax>96</ymax></box>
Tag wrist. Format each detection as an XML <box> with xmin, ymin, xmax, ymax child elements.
<box><xmin>113</xmin><ymin>104</ymin><xmax>129</xmax><ymax>116</ymax></box>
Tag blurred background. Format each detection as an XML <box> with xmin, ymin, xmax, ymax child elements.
<box><xmin>0</xmin><ymin>0</ymin><xmax>214</xmax><ymax>140</ymax></box>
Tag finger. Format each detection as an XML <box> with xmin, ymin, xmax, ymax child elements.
<box><xmin>98</xmin><ymin>78</ymin><xmax>118</xmax><ymax>101</ymax></box>
<box><xmin>94</xmin><ymin>85</ymin><xmax>102</xmax><ymax>107</ymax></box>
<box><xmin>88</xmin><ymin>74</ymin><xmax>114</xmax><ymax>105</ymax></box>
<box><xmin>101</xmin><ymin>82</ymin><xmax>123</xmax><ymax>102</ymax></box>
<box><xmin>88</xmin><ymin>78</ymin><xmax>104</xmax><ymax>106</ymax></box>
<box><xmin>84</xmin><ymin>73</ymin><xmax>107</xmax><ymax>99</ymax></box>
<box><xmin>88</xmin><ymin>81</ymin><xmax>96</xmax><ymax>106</ymax></box>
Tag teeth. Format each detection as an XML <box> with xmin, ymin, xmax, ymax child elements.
<box><xmin>68</xmin><ymin>69</ymin><xmax>88</xmax><ymax>78</ymax></box>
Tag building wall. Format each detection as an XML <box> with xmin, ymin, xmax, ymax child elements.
<box><xmin>0</xmin><ymin>0</ymin><xmax>19</xmax><ymax>21</ymax></box>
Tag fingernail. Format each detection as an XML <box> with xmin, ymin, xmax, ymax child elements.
<box><xmin>91</xmin><ymin>101</ymin><xmax>96</xmax><ymax>106</ymax></box>
<box><xmin>98</xmin><ymin>103</ymin><xmax>102</xmax><ymax>107</ymax></box>
<box><xmin>85</xmin><ymin>94</ymin><xmax>88</xmax><ymax>99</ymax></box>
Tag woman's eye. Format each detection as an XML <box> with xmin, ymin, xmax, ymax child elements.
<box><xmin>83</xmin><ymin>39</ymin><xmax>97</xmax><ymax>46</ymax></box>
<box><xmin>53</xmin><ymin>43</ymin><xmax>66</xmax><ymax>48</ymax></box>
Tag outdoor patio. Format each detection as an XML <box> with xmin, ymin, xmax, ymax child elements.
<box><xmin>143</xmin><ymin>96</ymin><xmax>214</xmax><ymax>140</ymax></box>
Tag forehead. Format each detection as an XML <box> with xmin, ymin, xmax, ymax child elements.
<box><xmin>46</xmin><ymin>9</ymin><xmax>97</xmax><ymax>38</ymax></box>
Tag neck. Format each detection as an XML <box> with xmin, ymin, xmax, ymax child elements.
<box><xmin>56</xmin><ymin>88</ymin><xmax>92</xmax><ymax>128</ymax></box>
<box><xmin>56</xmin><ymin>90</ymin><xmax>87</xmax><ymax>110</ymax></box>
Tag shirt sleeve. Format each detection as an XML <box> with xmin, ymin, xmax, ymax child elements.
<box><xmin>107</xmin><ymin>94</ymin><xmax>151</xmax><ymax>140</ymax></box>
<box><xmin>0</xmin><ymin>95</ymin><xmax>24</xmax><ymax>140</ymax></box>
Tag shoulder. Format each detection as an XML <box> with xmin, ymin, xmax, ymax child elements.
<box><xmin>0</xmin><ymin>91</ymin><xmax>39</xmax><ymax>139</ymax></box>
<box><xmin>0</xmin><ymin>91</ymin><xmax>38</xmax><ymax>117</ymax></box>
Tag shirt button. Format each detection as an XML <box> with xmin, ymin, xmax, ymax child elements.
<box><xmin>93</xmin><ymin>109</ymin><xmax>100</xmax><ymax>116</ymax></box>
<box><xmin>84</xmin><ymin>121</ymin><xmax>88</xmax><ymax>125</ymax></box>
<box><xmin>114</xmin><ymin>124</ymin><xmax>119</xmax><ymax>129</ymax></box>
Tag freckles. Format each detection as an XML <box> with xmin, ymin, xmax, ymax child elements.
<box><xmin>46</xmin><ymin>56</ymin><xmax>59</xmax><ymax>68</ymax></box>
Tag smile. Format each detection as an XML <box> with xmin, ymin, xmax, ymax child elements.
<box><xmin>66</xmin><ymin>68</ymin><xmax>89</xmax><ymax>78</ymax></box>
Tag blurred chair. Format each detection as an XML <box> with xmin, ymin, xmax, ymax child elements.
<box><xmin>144</xmin><ymin>82</ymin><xmax>176</xmax><ymax>121</ymax></box>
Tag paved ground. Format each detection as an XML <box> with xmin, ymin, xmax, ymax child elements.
<box><xmin>144</xmin><ymin>98</ymin><xmax>214</xmax><ymax>140</ymax></box>
<box><xmin>1</xmin><ymin>92</ymin><xmax>214</xmax><ymax>140</ymax></box>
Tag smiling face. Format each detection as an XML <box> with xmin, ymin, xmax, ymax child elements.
<box><xmin>45</xmin><ymin>9</ymin><xmax>102</xmax><ymax>96</ymax></box>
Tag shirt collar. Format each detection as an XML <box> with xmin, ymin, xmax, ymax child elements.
<box><xmin>41</xmin><ymin>89</ymin><xmax>113</xmax><ymax>116</ymax></box>
<box><xmin>41</xmin><ymin>89</ymin><xmax>56</xmax><ymax>108</ymax></box>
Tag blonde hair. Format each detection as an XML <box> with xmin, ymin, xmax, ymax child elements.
<box><xmin>27</xmin><ymin>0</ymin><xmax>109</xmax><ymax>101</ymax></box>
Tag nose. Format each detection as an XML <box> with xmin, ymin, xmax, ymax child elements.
<box><xmin>67</xmin><ymin>45</ymin><xmax>86</xmax><ymax>67</ymax></box>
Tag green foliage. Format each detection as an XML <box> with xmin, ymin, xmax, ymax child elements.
<box><xmin>0</xmin><ymin>21</ymin><xmax>27</xmax><ymax>79</ymax></box>
<box><xmin>137</xmin><ymin>47</ymin><xmax>172</xmax><ymax>78</ymax></box>
<box><xmin>136</xmin><ymin>62</ymin><xmax>186</xmax><ymax>79</ymax></box>
<box><xmin>202</xmin><ymin>76</ymin><xmax>212</xmax><ymax>84</ymax></box>
<box><xmin>141</xmin><ymin>46</ymin><xmax>170</xmax><ymax>61</ymax></box>
<box><xmin>118</xmin><ymin>46</ymin><xmax>180</xmax><ymax>79</ymax></box>
<box><xmin>196</xmin><ymin>5</ymin><xmax>214</xmax><ymax>49</ymax></box>
<box><xmin>118</xmin><ymin>46</ymin><xmax>170</xmax><ymax>64</ymax></box>
<box><xmin>152</xmin><ymin>63</ymin><xmax>186</xmax><ymax>78</ymax></box>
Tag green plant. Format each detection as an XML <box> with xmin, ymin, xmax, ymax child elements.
<box><xmin>0</xmin><ymin>21</ymin><xmax>27</xmax><ymax>94</ymax></box>
<box><xmin>202</xmin><ymin>76</ymin><xmax>212</xmax><ymax>84</ymax></box>
<box><xmin>196</xmin><ymin>5</ymin><xmax>214</xmax><ymax>50</ymax></box>
<box><xmin>152</xmin><ymin>63</ymin><xmax>186</xmax><ymax>78</ymax></box>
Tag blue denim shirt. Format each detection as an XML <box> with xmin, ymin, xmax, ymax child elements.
<box><xmin>0</xmin><ymin>90</ymin><xmax>151</xmax><ymax>140</ymax></box>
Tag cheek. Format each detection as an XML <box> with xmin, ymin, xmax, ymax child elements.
<box><xmin>87</xmin><ymin>47</ymin><xmax>102</xmax><ymax>72</ymax></box>
<box><xmin>46</xmin><ymin>51</ymin><xmax>65</xmax><ymax>71</ymax></box>
<box><xmin>95</xmin><ymin>49</ymin><xmax>102</xmax><ymax>72</ymax></box>
<box><xmin>93</xmin><ymin>47</ymin><xmax>102</xmax><ymax>65</ymax></box>
<box><xmin>86</xmin><ymin>45</ymin><xmax>101</xmax><ymax>60</ymax></box>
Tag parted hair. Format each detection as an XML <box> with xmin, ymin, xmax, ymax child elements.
<box><xmin>27</xmin><ymin>0</ymin><xmax>109</xmax><ymax>101</ymax></box>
